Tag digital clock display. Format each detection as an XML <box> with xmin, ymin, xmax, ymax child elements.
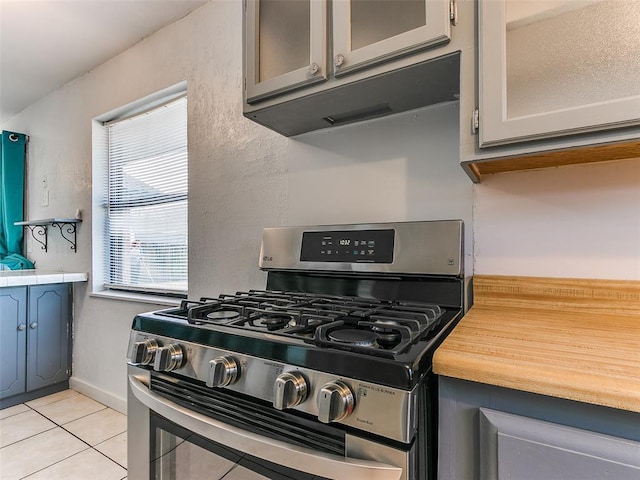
<box><xmin>300</xmin><ymin>229</ymin><xmax>394</xmax><ymax>263</ymax></box>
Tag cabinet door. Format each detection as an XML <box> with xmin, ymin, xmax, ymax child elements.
<box><xmin>245</xmin><ymin>0</ymin><xmax>327</xmax><ymax>103</ymax></box>
<box><xmin>479</xmin><ymin>408</ymin><xmax>640</xmax><ymax>480</ymax></box>
<box><xmin>332</xmin><ymin>0</ymin><xmax>451</xmax><ymax>76</ymax></box>
<box><xmin>0</xmin><ymin>288</ymin><xmax>27</xmax><ymax>399</ymax></box>
<box><xmin>27</xmin><ymin>284</ymin><xmax>71</xmax><ymax>392</ymax></box>
<box><xmin>479</xmin><ymin>0</ymin><xmax>640</xmax><ymax>147</ymax></box>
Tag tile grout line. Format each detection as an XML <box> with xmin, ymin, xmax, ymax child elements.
<box><xmin>3</xmin><ymin>400</ymin><xmax>128</xmax><ymax>477</ymax></box>
<box><xmin>92</xmin><ymin>433</ymin><xmax>128</xmax><ymax>470</ymax></box>
<box><xmin>33</xmin><ymin>403</ymin><xmax>128</xmax><ymax>471</ymax></box>
<box><xmin>17</xmin><ymin>445</ymin><xmax>93</xmax><ymax>480</ymax></box>
<box><xmin>0</xmin><ymin>408</ymin><xmax>57</xmax><ymax>450</ymax></box>
<box><xmin>18</xmin><ymin>433</ymin><xmax>129</xmax><ymax>478</ymax></box>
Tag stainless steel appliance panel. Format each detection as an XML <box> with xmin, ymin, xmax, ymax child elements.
<box><xmin>128</xmin><ymin>332</ymin><xmax>417</xmax><ymax>443</ymax></box>
<box><xmin>259</xmin><ymin>220</ymin><xmax>463</xmax><ymax>276</ymax></box>
<box><xmin>128</xmin><ymin>364</ymin><xmax>406</xmax><ymax>480</ymax></box>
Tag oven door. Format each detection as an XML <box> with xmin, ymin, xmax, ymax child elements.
<box><xmin>128</xmin><ymin>366</ymin><xmax>404</xmax><ymax>480</ymax></box>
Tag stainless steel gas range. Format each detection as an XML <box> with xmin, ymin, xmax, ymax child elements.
<box><xmin>127</xmin><ymin>221</ymin><xmax>466</xmax><ymax>480</ymax></box>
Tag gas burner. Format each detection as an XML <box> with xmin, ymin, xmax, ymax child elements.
<box><xmin>206</xmin><ymin>310</ymin><xmax>241</xmax><ymax>322</ymax></box>
<box><xmin>296</xmin><ymin>315</ymin><xmax>329</xmax><ymax>328</ymax></box>
<box><xmin>369</xmin><ymin>320</ymin><xmax>403</xmax><ymax>348</ymax></box>
<box><xmin>371</xmin><ymin>319</ymin><xmax>402</xmax><ymax>331</ymax></box>
<box><xmin>253</xmin><ymin>313</ymin><xmax>294</xmax><ymax>331</ymax></box>
<box><xmin>328</xmin><ymin>329</ymin><xmax>379</xmax><ymax>347</ymax></box>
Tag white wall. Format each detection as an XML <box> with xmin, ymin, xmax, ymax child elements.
<box><xmin>1</xmin><ymin>1</ymin><xmax>472</xmax><ymax>410</ymax></box>
<box><xmin>2</xmin><ymin>0</ymin><xmax>638</xmax><ymax>411</ymax></box>
<box><xmin>474</xmin><ymin>159</ymin><xmax>640</xmax><ymax>279</ymax></box>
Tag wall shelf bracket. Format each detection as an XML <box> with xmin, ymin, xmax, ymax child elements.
<box><xmin>15</xmin><ymin>218</ymin><xmax>82</xmax><ymax>253</ymax></box>
<box><xmin>22</xmin><ymin>224</ymin><xmax>48</xmax><ymax>252</ymax></box>
<box><xmin>50</xmin><ymin>221</ymin><xmax>79</xmax><ymax>252</ymax></box>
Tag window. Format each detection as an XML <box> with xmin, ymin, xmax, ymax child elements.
<box><xmin>93</xmin><ymin>92</ymin><xmax>188</xmax><ymax>297</ymax></box>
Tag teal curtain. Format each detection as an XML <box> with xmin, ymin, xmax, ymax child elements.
<box><xmin>0</xmin><ymin>130</ymin><xmax>34</xmax><ymax>270</ymax></box>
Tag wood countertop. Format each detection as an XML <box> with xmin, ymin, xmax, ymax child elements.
<box><xmin>433</xmin><ymin>275</ymin><xmax>640</xmax><ymax>413</ymax></box>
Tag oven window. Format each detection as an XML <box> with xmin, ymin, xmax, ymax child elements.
<box><xmin>151</xmin><ymin>413</ymin><xmax>329</xmax><ymax>480</ymax></box>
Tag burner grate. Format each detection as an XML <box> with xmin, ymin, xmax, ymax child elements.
<box><xmin>177</xmin><ymin>289</ymin><xmax>444</xmax><ymax>358</ymax></box>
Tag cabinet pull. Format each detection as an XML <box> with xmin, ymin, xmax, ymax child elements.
<box><xmin>309</xmin><ymin>63</ymin><xmax>320</xmax><ymax>75</ymax></box>
<box><xmin>29</xmin><ymin>322</ymin><xmax>38</xmax><ymax>329</ymax></box>
<box><xmin>18</xmin><ymin>323</ymin><xmax>26</xmax><ymax>331</ymax></box>
<box><xmin>334</xmin><ymin>54</ymin><xmax>345</xmax><ymax>67</ymax></box>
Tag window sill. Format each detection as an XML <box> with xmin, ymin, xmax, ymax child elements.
<box><xmin>90</xmin><ymin>289</ymin><xmax>183</xmax><ymax>307</ymax></box>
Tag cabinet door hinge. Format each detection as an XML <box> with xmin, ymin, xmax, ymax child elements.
<box><xmin>449</xmin><ymin>0</ymin><xmax>458</xmax><ymax>25</ymax></box>
<box><xmin>243</xmin><ymin>0</ymin><xmax>247</xmax><ymax>14</ymax></box>
<box><xmin>472</xmin><ymin>108</ymin><xmax>480</xmax><ymax>134</ymax></box>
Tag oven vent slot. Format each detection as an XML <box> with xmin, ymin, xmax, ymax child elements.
<box><xmin>151</xmin><ymin>374</ymin><xmax>345</xmax><ymax>456</ymax></box>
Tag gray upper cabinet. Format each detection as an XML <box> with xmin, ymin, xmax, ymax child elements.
<box><xmin>245</xmin><ymin>0</ymin><xmax>328</xmax><ymax>104</ymax></box>
<box><xmin>243</xmin><ymin>0</ymin><xmax>463</xmax><ymax>136</ymax></box>
<box><xmin>479</xmin><ymin>0</ymin><xmax>640</xmax><ymax>148</ymax></box>
<box><xmin>332</xmin><ymin>0</ymin><xmax>451</xmax><ymax>76</ymax></box>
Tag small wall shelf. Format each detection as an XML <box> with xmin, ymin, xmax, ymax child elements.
<box><xmin>15</xmin><ymin>218</ymin><xmax>82</xmax><ymax>253</ymax></box>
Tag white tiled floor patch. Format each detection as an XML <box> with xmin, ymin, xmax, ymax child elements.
<box><xmin>0</xmin><ymin>390</ymin><xmax>127</xmax><ymax>480</ymax></box>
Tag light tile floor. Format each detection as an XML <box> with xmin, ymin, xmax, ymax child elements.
<box><xmin>0</xmin><ymin>390</ymin><xmax>127</xmax><ymax>480</ymax></box>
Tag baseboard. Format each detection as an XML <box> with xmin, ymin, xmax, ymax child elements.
<box><xmin>69</xmin><ymin>377</ymin><xmax>126</xmax><ymax>415</ymax></box>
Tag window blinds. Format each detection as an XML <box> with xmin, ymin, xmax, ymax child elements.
<box><xmin>105</xmin><ymin>97</ymin><xmax>187</xmax><ymax>294</ymax></box>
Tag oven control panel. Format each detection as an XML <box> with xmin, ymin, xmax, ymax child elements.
<box><xmin>259</xmin><ymin>220</ymin><xmax>463</xmax><ymax>276</ymax></box>
<box><xmin>127</xmin><ymin>331</ymin><xmax>418</xmax><ymax>443</ymax></box>
<box><xmin>300</xmin><ymin>229</ymin><xmax>395</xmax><ymax>263</ymax></box>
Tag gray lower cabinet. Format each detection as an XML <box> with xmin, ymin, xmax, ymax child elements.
<box><xmin>0</xmin><ymin>287</ymin><xmax>27</xmax><ymax>399</ymax></box>
<box><xmin>438</xmin><ymin>377</ymin><xmax>640</xmax><ymax>480</ymax></box>
<box><xmin>479</xmin><ymin>408</ymin><xmax>640</xmax><ymax>480</ymax></box>
<box><xmin>0</xmin><ymin>284</ymin><xmax>71</xmax><ymax>406</ymax></box>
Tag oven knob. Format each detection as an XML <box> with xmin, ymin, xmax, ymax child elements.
<box><xmin>153</xmin><ymin>344</ymin><xmax>185</xmax><ymax>372</ymax></box>
<box><xmin>273</xmin><ymin>372</ymin><xmax>308</xmax><ymax>410</ymax></box>
<box><xmin>130</xmin><ymin>339</ymin><xmax>159</xmax><ymax>365</ymax></box>
<box><xmin>317</xmin><ymin>381</ymin><xmax>355</xmax><ymax>423</ymax></box>
<box><xmin>207</xmin><ymin>356</ymin><xmax>239</xmax><ymax>387</ymax></box>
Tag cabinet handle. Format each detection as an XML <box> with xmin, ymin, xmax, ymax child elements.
<box><xmin>18</xmin><ymin>324</ymin><xmax>26</xmax><ymax>331</ymax></box>
<box><xmin>29</xmin><ymin>322</ymin><xmax>38</xmax><ymax>329</ymax></box>
<box><xmin>308</xmin><ymin>63</ymin><xmax>320</xmax><ymax>75</ymax></box>
<box><xmin>334</xmin><ymin>54</ymin><xmax>345</xmax><ymax>67</ymax></box>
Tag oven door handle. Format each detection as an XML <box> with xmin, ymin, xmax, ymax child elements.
<box><xmin>129</xmin><ymin>374</ymin><xmax>402</xmax><ymax>480</ymax></box>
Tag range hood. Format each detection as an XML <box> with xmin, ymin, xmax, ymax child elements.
<box><xmin>244</xmin><ymin>51</ymin><xmax>460</xmax><ymax>137</ymax></box>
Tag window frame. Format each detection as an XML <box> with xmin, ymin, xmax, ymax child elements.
<box><xmin>91</xmin><ymin>83</ymin><xmax>188</xmax><ymax>301</ymax></box>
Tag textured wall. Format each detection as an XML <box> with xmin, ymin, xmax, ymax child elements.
<box><xmin>0</xmin><ymin>1</ymin><xmax>471</xmax><ymax>409</ymax></box>
<box><xmin>3</xmin><ymin>0</ymin><xmax>637</xmax><ymax>411</ymax></box>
